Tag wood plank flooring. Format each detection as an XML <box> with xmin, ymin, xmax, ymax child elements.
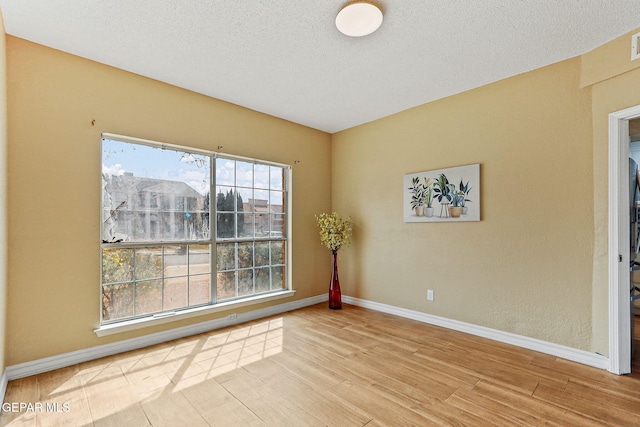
<box><xmin>2</xmin><ymin>303</ymin><xmax>640</xmax><ymax>426</ymax></box>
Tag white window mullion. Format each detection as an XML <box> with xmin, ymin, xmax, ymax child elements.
<box><xmin>210</xmin><ymin>153</ymin><xmax>217</xmax><ymax>305</ymax></box>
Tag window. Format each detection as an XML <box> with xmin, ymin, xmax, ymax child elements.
<box><xmin>101</xmin><ymin>134</ymin><xmax>289</xmax><ymax>325</ymax></box>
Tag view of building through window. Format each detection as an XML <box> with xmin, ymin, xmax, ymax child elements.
<box><xmin>101</xmin><ymin>135</ymin><xmax>288</xmax><ymax>324</ymax></box>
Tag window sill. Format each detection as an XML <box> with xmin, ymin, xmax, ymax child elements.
<box><xmin>94</xmin><ymin>290</ymin><xmax>296</xmax><ymax>337</ymax></box>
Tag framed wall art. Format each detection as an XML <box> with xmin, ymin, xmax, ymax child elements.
<box><xmin>404</xmin><ymin>163</ymin><xmax>480</xmax><ymax>222</ymax></box>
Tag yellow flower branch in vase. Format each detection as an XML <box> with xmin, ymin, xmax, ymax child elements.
<box><xmin>315</xmin><ymin>212</ymin><xmax>353</xmax><ymax>310</ymax></box>
<box><xmin>316</xmin><ymin>212</ymin><xmax>353</xmax><ymax>254</ymax></box>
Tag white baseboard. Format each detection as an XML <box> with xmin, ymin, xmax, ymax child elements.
<box><xmin>5</xmin><ymin>292</ymin><xmax>608</xmax><ymax>381</ymax></box>
<box><xmin>342</xmin><ymin>295</ymin><xmax>609</xmax><ymax>370</ymax></box>
<box><xmin>6</xmin><ymin>294</ymin><xmax>328</xmax><ymax>381</ymax></box>
<box><xmin>0</xmin><ymin>369</ymin><xmax>7</xmax><ymax>404</ymax></box>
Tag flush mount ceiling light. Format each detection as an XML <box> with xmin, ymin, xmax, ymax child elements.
<box><xmin>335</xmin><ymin>1</ymin><xmax>383</xmax><ymax>37</ymax></box>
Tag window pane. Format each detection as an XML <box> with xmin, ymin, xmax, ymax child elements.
<box><xmin>254</xmin><ymin>189</ymin><xmax>269</xmax><ymax>208</ymax></box>
<box><xmin>270</xmin><ymin>191</ymin><xmax>285</xmax><ymax>213</ymax></box>
<box><xmin>217</xmin><ymin>271</ymin><xmax>236</xmax><ymax>300</ymax></box>
<box><xmin>271</xmin><ymin>214</ymin><xmax>285</xmax><ymax>236</ymax></box>
<box><xmin>217</xmin><ymin>243</ymin><xmax>235</xmax><ymax>271</ymax></box>
<box><xmin>102</xmin><ymin>248</ymin><xmax>134</xmax><ymax>284</ymax></box>
<box><xmin>238</xmin><ymin>269</ymin><xmax>254</xmax><ymax>296</ymax></box>
<box><xmin>216</xmin><ymin>186</ymin><xmax>235</xmax><ymax>212</ymax></box>
<box><xmin>102</xmin><ymin>283</ymin><xmax>134</xmax><ymax>321</ymax></box>
<box><xmin>216</xmin><ymin>213</ymin><xmax>235</xmax><ymax>238</ymax></box>
<box><xmin>254</xmin><ymin>164</ymin><xmax>270</xmax><ymax>189</ymax></box>
<box><xmin>271</xmin><ymin>266</ymin><xmax>285</xmax><ymax>290</ymax></box>
<box><xmin>271</xmin><ymin>241</ymin><xmax>284</xmax><ymax>265</ymax></box>
<box><xmin>135</xmin><ymin>280</ymin><xmax>162</xmax><ymax>315</ymax></box>
<box><xmin>189</xmin><ymin>274</ymin><xmax>210</xmax><ymax>306</ymax></box>
<box><xmin>270</xmin><ymin>166</ymin><xmax>284</xmax><ymax>191</ymax></box>
<box><xmin>238</xmin><ymin>243</ymin><xmax>253</xmax><ymax>269</ymax></box>
<box><xmin>255</xmin><ymin>242</ymin><xmax>269</xmax><ymax>267</ymax></box>
<box><xmin>255</xmin><ymin>268</ymin><xmax>270</xmax><ymax>293</ymax></box>
<box><xmin>164</xmin><ymin>276</ymin><xmax>187</xmax><ymax>310</ymax></box>
<box><xmin>135</xmin><ymin>247</ymin><xmax>162</xmax><ymax>280</ymax></box>
<box><xmin>164</xmin><ymin>245</ymin><xmax>188</xmax><ymax>278</ymax></box>
<box><xmin>239</xmin><ymin>213</ymin><xmax>254</xmax><ymax>238</ymax></box>
<box><xmin>237</xmin><ymin>188</ymin><xmax>253</xmax><ymax>210</ymax></box>
<box><xmin>102</xmin><ymin>139</ymin><xmax>210</xmax><ymax>243</ymax></box>
<box><xmin>216</xmin><ymin>158</ymin><xmax>235</xmax><ymax>186</ymax></box>
<box><xmin>236</xmin><ymin>161</ymin><xmax>253</xmax><ymax>187</ymax></box>
<box><xmin>255</xmin><ymin>213</ymin><xmax>269</xmax><ymax>237</ymax></box>
<box><xmin>189</xmin><ymin>244</ymin><xmax>210</xmax><ymax>274</ymax></box>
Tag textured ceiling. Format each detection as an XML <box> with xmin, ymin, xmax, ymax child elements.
<box><xmin>2</xmin><ymin>1</ymin><xmax>640</xmax><ymax>133</ymax></box>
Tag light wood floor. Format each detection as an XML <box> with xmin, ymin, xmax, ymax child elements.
<box><xmin>3</xmin><ymin>304</ymin><xmax>640</xmax><ymax>426</ymax></box>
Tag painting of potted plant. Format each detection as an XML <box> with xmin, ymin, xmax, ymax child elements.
<box><xmin>408</xmin><ymin>176</ymin><xmax>425</xmax><ymax>216</ymax></box>
<box><xmin>458</xmin><ymin>180</ymin><xmax>472</xmax><ymax>214</ymax></box>
<box><xmin>403</xmin><ymin>164</ymin><xmax>480</xmax><ymax>223</ymax></box>
<box><xmin>433</xmin><ymin>173</ymin><xmax>453</xmax><ymax>217</ymax></box>
<box><xmin>449</xmin><ymin>189</ymin><xmax>465</xmax><ymax>218</ymax></box>
<box><xmin>422</xmin><ymin>177</ymin><xmax>434</xmax><ymax>217</ymax></box>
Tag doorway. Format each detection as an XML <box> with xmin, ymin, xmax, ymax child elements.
<box><xmin>630</xmin><ymin>118</ymin><xmax>640</xmax><ymax>366</ymax></box>
<box><xmin>609</xmin><ymin>105</ymin><xmax>640</xmax><ymax>374</ymax></box>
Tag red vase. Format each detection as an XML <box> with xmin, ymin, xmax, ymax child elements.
<box><xmin>329</xmin><ymin>250</ymin><xmax>342</xmax><ymax>310</ymax></box>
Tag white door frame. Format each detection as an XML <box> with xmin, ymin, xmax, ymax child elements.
<box><xmin>608</xmin><ymin>105</ymin><xmax>640</xmax><ymax>374</ymax></box>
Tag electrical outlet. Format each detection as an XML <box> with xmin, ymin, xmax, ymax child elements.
<box><xmin>227</xmin><ymin>313</ymin><xmax>237</xmax><ymax>322</ymax></box>
<box><xmin>427</xmin><ymin>290</ymin><xmax>434</xmax><ymax>301</ymax></box>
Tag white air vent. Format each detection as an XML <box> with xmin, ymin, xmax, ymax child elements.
<box><xmin>632</xmin><ymin>32</ymin><xmax>640</xmax><ymax>61</ymax></box>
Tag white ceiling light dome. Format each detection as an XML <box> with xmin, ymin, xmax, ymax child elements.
<box><xmin>335</xmin><ymin>1</ymin><xmax>383</xmax><ymax>37</ymax></box>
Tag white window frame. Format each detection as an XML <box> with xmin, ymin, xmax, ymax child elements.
<box><xmin>96</xmin><ymin>133</ymin><xmax>293</xmax><ymax>336</ymax></box>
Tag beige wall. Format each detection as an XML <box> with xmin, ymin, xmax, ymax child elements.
<box><xmin>332</xmin><ymin>57</ymin><xmax>596</xmax><ymax>351</ymax></box>
<box><xmin>581</xmin><ymin>28</ymin><xmax>640</xmax><ymax>88</ymax></box>
<box><xmin>585</xmin><ymin>28</ymin><xmax>640</xmax><ymax>355</ymax></box>
<box><xmin>6</xmin><ymin>37</ymin><xmax>332</xmax><ymax>365</ymax></box>
<box><xmin>0</xmin><ymin>11</ymin><xmax>7</xmax><ymax>375</ymax></box>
